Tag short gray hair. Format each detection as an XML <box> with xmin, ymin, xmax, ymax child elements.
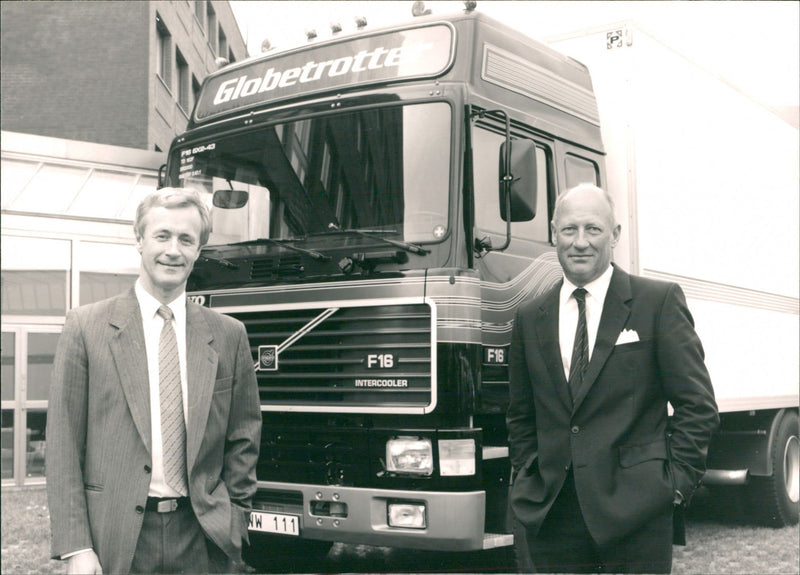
<box><xmin>552</xmin><ymin>183</ymin><xmax>617</xmax><ymax>227</ymax></box>
<box><xmin>134</xmin><ymin>187</ymin><xmax>212</xmax><ymax>246</ymax></box>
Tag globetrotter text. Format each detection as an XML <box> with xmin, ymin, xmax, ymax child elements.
<box><xmin>212</xmin><ymin>43</ymin><xmax>433</xmax><ymax>106</ymax></box>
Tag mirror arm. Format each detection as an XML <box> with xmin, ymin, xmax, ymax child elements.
<box><xmin>464</xmin><ymin>105</ymin><xmax>476</xmax><ymax>267</ymax></box>
<box><xmin>157</xmin><ymin>164</ymin><xmax>167</xmax><ymax>189</ymax></box>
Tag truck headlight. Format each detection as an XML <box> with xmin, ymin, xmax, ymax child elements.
<box><xmin>438</xmin><ymin>438</ymin><xmax>476</xmax><ymax>476</ymax></box>
<box><xmin>386</xmin><ymin>436</ymin><xmax>433</xmax><ymax>475</ymax></box>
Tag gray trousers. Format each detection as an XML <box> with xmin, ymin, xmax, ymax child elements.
<box><xmin>130</xmin><ymin>503</ymin><xmax>232</xmax><ymax>574</ymax></box>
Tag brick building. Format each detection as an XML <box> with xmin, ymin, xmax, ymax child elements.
<box><xmin>1</xmin><ymin>0</ymin><xmax>247</xmax><ymax>151</ymax></box>
<box><xmin>1</xmin><ymin>1</ymin><xmax>248</xmax><ymax>488</ymax></box>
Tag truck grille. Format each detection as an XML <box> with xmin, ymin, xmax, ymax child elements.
<box><xmin>257</xmin><ymin>427</ymin><xmax>372</xmax><ymax>486</ymax></box>
<box><xmin>230</xmin><ymin>302</ymin><xmax>434</xmax><ymax>411</ymax></box>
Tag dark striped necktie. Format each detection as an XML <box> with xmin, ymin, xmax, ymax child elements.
<box><xmin>568</xmin><ymin>288</ymin><xmax>589</xmax><ymax>403</ymax></box>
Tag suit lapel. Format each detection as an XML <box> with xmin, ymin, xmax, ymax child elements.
<box><xmin>109</xmin><ymin>289</ymin><xmax>152</xmax><ymax>454</ymax></box>
<box><xmin>185</xmin><ymin>304</ymin><xmax>218</xmax><ymax>475</ymax></box>
<box><xmin>534</xmin><ymin>282</ymin><xmax>573</xmax><ymax>413</ymax></box>
<box><xmin>572</xmin><ymin>267</ymin><xmax>632</xmax><ymax>411</ymax></box>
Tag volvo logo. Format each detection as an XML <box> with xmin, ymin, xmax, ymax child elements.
<box><xmin>258</xmin><ymin>345</ymin><xmax>278</xmax><ymax>371</ymax></box>
<box><xmin>187</xmin><ymin>294</ymin><xmax>206</xmax><ymax>306</ymax></box>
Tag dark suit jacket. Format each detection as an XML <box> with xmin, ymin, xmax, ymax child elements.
<box><xmin>47</xmin><ymin>288</ymin><xmax>262</xmax><ymax>574</ymax></box>
<box><xmin>507</xmin><ymin>266</ymin><xmax>718</xmax><ymax>546</ymax></box>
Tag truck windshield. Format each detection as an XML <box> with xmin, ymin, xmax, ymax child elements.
<box><xmin>170</xmin><ymin>102</ymin><xmax>451</xmax><ymax>247</ymax></box>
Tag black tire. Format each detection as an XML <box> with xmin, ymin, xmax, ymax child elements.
<box><xmin>745</xmin><ymin>410</ymin><xmax>799</xmax><ymax>526</ymax></box>
<box><xmin>243</xmin><ymin>532</ymin><xmax>333</xmax><ymax>573</ymax></box>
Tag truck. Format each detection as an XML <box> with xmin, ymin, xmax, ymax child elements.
<box><xmin>545</xmin><ymin>21</ymin><xmax>799</xmax><ymax>528</ymax></box>
<box><xmin>159</xmin><ymin>5</ymin><xmax>798</xmax><ymax>569</ymax></box>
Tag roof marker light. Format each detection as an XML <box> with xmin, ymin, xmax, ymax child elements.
<box><xmin>412</xmin><ymin>2</ymin><xmax>431</xmax><ymax>17</ymax></box>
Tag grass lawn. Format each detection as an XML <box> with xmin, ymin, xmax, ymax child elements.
<box><xmin>1</xmin><ymin>488</ymin><xmax>60</xmax><ymax>574</ymax></box>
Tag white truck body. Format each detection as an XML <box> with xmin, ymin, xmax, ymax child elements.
<box><xmin>547</xmin><ymin>22</ymin><xmax>799</xmax><ymax>414</ymax></box>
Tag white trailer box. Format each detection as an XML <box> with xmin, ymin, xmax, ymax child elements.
<box><xmin>547</xmin><ymin>22</ymin><xmax>799</xmax><ymax>525</ymax></box>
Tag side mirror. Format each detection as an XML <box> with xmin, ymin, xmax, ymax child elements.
<box><xmin>213</xmin><ymin>189</ymin><xmax>249</xmax><ymax>209</ymax></box>
<box><xmin>499</xmin><ymin>139</ymin><xmax>537</xmax><ymax>222</ymax></box>
<box><xmin>157</xmin><ymin>164</ymin><xmax>167</xmax><ymax>189</ymax></box>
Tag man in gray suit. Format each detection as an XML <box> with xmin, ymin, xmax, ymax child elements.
<box><xmin>47</xmin><ymin>188</ymin><xmax>262</xmax><ymax>574</ymax></box>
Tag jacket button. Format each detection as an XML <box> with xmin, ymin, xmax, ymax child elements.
<box><xmin>144</xmin><ymin>465</ymin><xmax>151</xmax><ymax>473</ymax></box>
<box><xmin>135</xmin><ymin>505</ymin><xmax>144</xmax><ymax>514</ymax></box>
<box><xmin>571</xmin><ymin>426</ymin><xmax>580</xmax><ymax>434</ymax></box>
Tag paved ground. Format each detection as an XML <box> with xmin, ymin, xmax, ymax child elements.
<box><xmin>2</xmin><ymin>486</ymin><xmax>797</xmax><ymax>574</ymax></box>
<box><xmin>245</xmin><ymin>487</ymin><xmax>800</xmax><ymax>574</ymax></box>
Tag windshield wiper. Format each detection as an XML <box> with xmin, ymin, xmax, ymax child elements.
<box><xmin>326</xmin><ymin>223</ymin><xmax>429</xmax><ymax>255</ymax></box>
<box><xmin>199</xmin><ymin>253</ymin><xmax>239</xmax><ymax>269</ymax></box>
<box><xmin>227</xmin><ymin>238</ymin><xmax>331</xmax><ymax>261</ymax></box>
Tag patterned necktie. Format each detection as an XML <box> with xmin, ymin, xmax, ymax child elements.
<box><xmin>568</xmin><ymin>288</ymin><xmax>589</xmax><ymax>403</ymax></box>
<box><xmin>157</xmin><ymin>305</ymin><xmax>188</xmax><ymax>495</ymax></box>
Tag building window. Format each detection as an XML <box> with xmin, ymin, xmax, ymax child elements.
<box><xmin>1</xmin><ymin>410</ymin><xmax>13</xmax><ymax>480</ymax></box>
<box><xmin>80</xmin><ymin>273</ymin><xmax>138</xmax><ymax>306</ymax></box>
<box><xmin>1</xmin><ymin>271</ymin><xmax>68</xmax><ymax>316</ymax></box>
<box><xmin>25</xmin><ymin>409</ymin><xmax>47</xmax><ymax>479</ymax></box>
<box><xmin>76</xmin><ymin>242</ymin><xmax>140</xmax><ymax>306</ymax></box>
<box><xmin>27</xmin><ymin>333</ymin><xmax>59</xmax><ymax>402</ymax></box>
<box><xmin>219</xmin><ymin>28</ymin><xmax>227</xmax><ymax>59</ymax></box>
<box><xmin>176</xmin><ymin>48</ymin><xmax>190</xmax><ymax>113</ymax></box>
<box><xmin>195</xmin><ymin>0</ymin><xmax>205</xmax><ymax>32</ymax></box>
<box><xmin>206</xmin><ymin>3</ymin><xmax>217</xmax><ymax>54</ymax></box>
<box><xmin>0</xmin><ymin>331</ymin><xmax>17</xmax><ymax>482</ymax></box>
<box><xmin>1</xmin><ymin>328</ymin><xmax>61</xmax><ymax>486</ymax></box>
<box><xmin>1</xmin><ymin>332</ymin><xmax>15</xmax><ymax>402</ymax></box>
<box><xmin>156</xmin><ymin>15</ymin><xmax>172</xmax><ymax>89</ymax></box>
<box><xmin>192</xmin><ymin>75</ymin><xmax>201</xmax><ymax>111</ymax></box>
<box><xmin>1</xmin><ymin>236</ymin><xmax>70</xmax><ymax>316</ymax></box>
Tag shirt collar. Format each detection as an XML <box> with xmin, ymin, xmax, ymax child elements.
<box><xmin>560</xmin><ymin>264</ymin><xmax>614</xmax><ymax>306</ymax></box>
<box><xmin>134</xmin><ymin>279</ymin><xmax>186</xmax><ymax>324</ymax></box>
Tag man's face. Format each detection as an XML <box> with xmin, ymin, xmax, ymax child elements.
<box><xmin>551</xmin><ymin>188</ymin><xmax>620</xmax><ymax>287</ymax></box>
<box><xmin>136</xmin><ymin>206</ymin><xmax>203</xmax><ymax>302</ymax></box>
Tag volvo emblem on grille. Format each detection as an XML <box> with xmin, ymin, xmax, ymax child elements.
<box><xmin>258</xmin><ymin>345</ymin><xmax>278</xmax><ymax>371</ymax></box>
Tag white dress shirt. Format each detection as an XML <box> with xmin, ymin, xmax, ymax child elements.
<box><xmin>135</xmin><ymin>280</ymin><xmax>189</xmax><ymax>498</ymax></box>
<box><xmin>559</xmin><ymin>265</ymin><xmax>614</xmax><ymax>380</ymax></box>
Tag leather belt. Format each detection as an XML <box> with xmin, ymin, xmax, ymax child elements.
<box><xmin>146</xmin><ymin>497</ymin><xmax>190</xmax><ymax>513</ymax></box>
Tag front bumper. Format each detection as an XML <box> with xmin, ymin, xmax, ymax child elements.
<box><xmin>252</xmin><ymin>480</ymin><xmax>487</xmax><ymax>551</ymax></box>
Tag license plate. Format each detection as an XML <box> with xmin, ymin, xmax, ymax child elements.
<box><xmin>248</xmin><ymin>510</ymin><xmax>300</xmax><ymax>536</ymax></box>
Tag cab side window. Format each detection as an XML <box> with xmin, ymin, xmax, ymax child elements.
<box><xmin>564</xmin><ymin>154</ymin><xmax>599</xmax><ymax>188</ymax></box>
<box><xmin>473</xmin><ymin>126</ymin><xmax>551</xmax><ymax>243</ymax></box>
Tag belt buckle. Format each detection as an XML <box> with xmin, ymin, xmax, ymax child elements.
<box><xmin>157</xmin><ymin>499</ymin><xmax>179</xmax><ymax>513</ymax></box>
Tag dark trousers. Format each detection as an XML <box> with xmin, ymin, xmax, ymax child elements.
<box><xmin>525</xmin><ymin>471</ymin><xmax>673</xmax><ymax>574</ymax></box>
<box><xmin>130</xmin><ymin>502</ymin><xmax>232</xmax><ymax>574</ymax></box>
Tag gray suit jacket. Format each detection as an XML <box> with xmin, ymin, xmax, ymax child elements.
<box><xmin>47</xmin><ymin>288</ymin><xmax>261</xmax><ymax>574</ymax></box>
<box><xmin>507</xmin><ymin>266</ymin><xmax>719</xmax><ymax>546</ymax></box>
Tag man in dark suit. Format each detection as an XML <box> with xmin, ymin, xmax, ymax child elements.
<box><xmin>507</xmin><ymin>183</ymin><xmax>719</xmax><ymax>573</ymax></box>
<box><xmin>47</xmin><ymin>188</ymin><xmax>262</xmax><ymax>574</ymax></box>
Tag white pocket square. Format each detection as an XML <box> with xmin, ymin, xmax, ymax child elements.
<box><xmin>615</xmin><ymin>329</ymin><xmax>640</xmax><ymax>345</ymax></box>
